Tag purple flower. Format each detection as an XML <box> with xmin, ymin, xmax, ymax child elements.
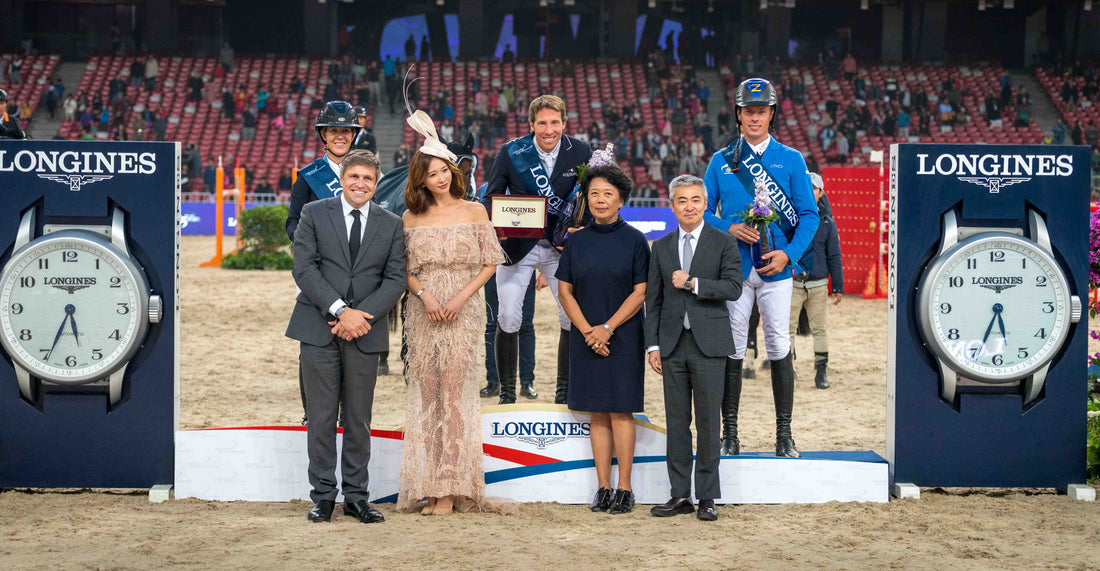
<box><xmin>752</xmin><ymin>204</ymin><xmax>771</xmax><ymax>217</ymax></box>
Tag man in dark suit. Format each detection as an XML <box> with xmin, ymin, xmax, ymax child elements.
<box><xmin>485</xmin><ymin>95</ymin><xmax>592</xmax><ymax>405</ymax></box>
<box><xmin>286</xmin><ymin>149</ymin><xmax>406</xmax><ymax>524</ymax></box>
<box><xmin>645</xmin><ymin>175</ymin><xmax>742</xmax><ymax>522</ymax></box>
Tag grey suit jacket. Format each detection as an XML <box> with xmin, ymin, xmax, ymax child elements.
<box><xmin>285</xmin><ymin>197</ymin><xmax>406</xmax><ymax>353</ymax></box>
<box><xmin>644</xmin><ymin>223</ymin><xmax>742</xmax><ymax>358</ymax></box>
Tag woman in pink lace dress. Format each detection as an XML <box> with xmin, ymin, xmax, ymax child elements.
<box><xmin>397</xmin><ymin>135</ymin><xmax>504</xmax><ymax>515</ymax></box>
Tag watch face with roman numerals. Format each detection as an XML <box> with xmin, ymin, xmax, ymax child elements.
<box><xmin>0</xmin><ymin>231</ymin><xmax>149</xmax><ymax>385</ymax></box>
<box><xmin>918</xmin><ymin>232</ymin><xmax>1073</xmax><ymax>383</ymax></box>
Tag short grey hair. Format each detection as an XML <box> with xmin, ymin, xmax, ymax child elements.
<box><xmin>341</xmin><ymin>149</ymin><xmax>381</xmax><ymax>178</ymax></box>
<box><xmin>668</xmin><ymin>174</ymin><xmax>705</xmax><ymax>200</ymax></box>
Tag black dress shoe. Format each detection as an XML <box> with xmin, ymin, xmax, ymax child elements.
<box><xmin>696</xmin><ymin>499</ymin><xmax>718</xmax><ymax>521</ymax></box>
<box><xmin>776</xmin><ymin>437</ymin><xmax>801</xmax><ymax>458</ymax></box>
<box><xmin>589</xmin><ymin>487</ymin><xmax>613</xmax><ymax>512</ymax></box>
<box><xmin>307</xmin><ymin>500</ymin><xmax>334</xmax><ymax>522</ymax></box>
<box><xmin>608</xmin><ymin>489</ymin><xmax>635</xmax><ymax>515</ymax></box>
<box><xmin>650</xmin><ymin>497</ymin><xmax>694</xmax><ymax>517</ymax></box>
<box><xmin>344</xmin><ymin>500</ymin><xmax>385</xmax><ymax>523</ymax></box>
<box><xmin>520</xmin><ymin>385</ymin><xmax>538</xmax><ymax>399</ymax></box>
<box><xmin>479</xmin><ymin>383</ymin><xmax>500</xmax><ymax>398</ymax></box>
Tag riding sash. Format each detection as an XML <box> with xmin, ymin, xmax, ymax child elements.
<box><xmin>506</xmin><ymin>135</ymin><xmax>570</xmax><ymax>218</ymax></box>
<box><xmin>721</xmin><ymin>138</ymin><xmax>799</xmax><ymax>243</ymax></box>
<box><xmin>300</xmin><ymin>157</ymin><xmax>342</xmax><ymax>199</ymax></box>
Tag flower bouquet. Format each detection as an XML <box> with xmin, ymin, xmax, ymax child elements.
<box><xmin>738</xmin><ymin>178</ymin><xmax>779</xmax><ymax>269</ymax></box>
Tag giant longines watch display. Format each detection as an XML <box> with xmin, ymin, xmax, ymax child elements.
<box><xmin>0</xmin><ymin>205</ymin><xmax>162</xmax><ymax>408</ymax></box>
<box><xmin>916</xmin><ymin>208</ymin><xmax>1081</xmax><ymax>407</ymax></box>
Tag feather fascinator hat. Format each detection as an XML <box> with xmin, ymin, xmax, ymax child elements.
<box><xmin>403</xmin><ymin>66</ymin><xmax>458</xmax><ymax>163</ymax></box>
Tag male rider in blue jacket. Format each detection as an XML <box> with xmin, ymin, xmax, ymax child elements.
<box><xmin>703</xmin><ymin>78</ymin><xmax>818</xmax><ymax>458</ymax></box>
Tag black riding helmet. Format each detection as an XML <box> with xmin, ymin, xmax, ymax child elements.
<box><xmin>734</xmin><ymin>77</ymin><xmax>778</xmax><ymax>126</ymax></box>
<box><xmin>315</xmin><ymin>101</ymin><xmax>361</xmax><ymax>156</ymax></box>
<box><xmin>353</xmin><ymin>105</ymin><xmax>368</xmax><ymax>117</ymax></box>
<box><xmin>0</xmin><ymin>88</ymin><xmax>7</xmax><ymax>103</ymax></box>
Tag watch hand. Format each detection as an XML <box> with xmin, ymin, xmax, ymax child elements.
<box><xmin>996</xmin><ymin>312</ymin><xmax>1006</xmax><ymax>342</ymax></box>
<box><xmin>44</xmin><ymin>313</ymin><xmax>69</xmax><ymax>361</ymax></box>
<box><xmin>69</xmin><ymin>307</ymin><xmax>80</xmax><ymax>347</ymax></box>
<box><xmin>976</xmin><ymin>312</ymin><xmax>997</xmax><ymax>361</ymax></box>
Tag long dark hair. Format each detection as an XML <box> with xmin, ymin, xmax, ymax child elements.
<box><xmin>403</xmin><ymin>151</ymin><xmax>467</xmax><ymax>215</ymax></box>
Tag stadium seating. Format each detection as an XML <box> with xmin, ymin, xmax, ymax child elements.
<box><xmin>397</xmin><ymin>60</ymin><xmax>691</xmax><ymax>192</ymax></box>
<box><xmin>1033</xmin><ymin>66</ymin><xmax>1099</xmax><ymax>129</ymax></box>
<box><xmin>728</xmin><ymin>61</ymin><xmax>1045</xmax><ymax>169</ymax></box>
<box><xmin>0</xmin><ymin>53</ymin><xmax>60</xmax><ymax>127</ymax></box>
<box><xmin>58</xmin><ymin>55</ymin><xmax>362</xmax><ymax>193</ymax></box>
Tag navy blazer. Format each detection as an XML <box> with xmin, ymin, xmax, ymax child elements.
<box><xmin>484</xmin><ymin>134</ymin><xmax>592</xmax><ymax>265</ymax></box>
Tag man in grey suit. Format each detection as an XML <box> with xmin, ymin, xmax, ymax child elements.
<box><xmin>645</xmin><ymin>175</ymin><xmax>742</xmax><ymax>522</ymax></box>
<box><xmin>286</xmin><ymin>149</ymin><xmax>406</xmax><ymax>524</ymax></box>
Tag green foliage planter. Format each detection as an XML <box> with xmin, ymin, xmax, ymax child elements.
<box><xmin>220</xmin><ymin>204</ymin><xmax>294</xmax><ymax>270</ymax></box>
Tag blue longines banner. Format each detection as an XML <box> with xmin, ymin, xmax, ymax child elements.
<box><xmin>179</xmin><ymin>203</ymin><xmax>679</xmax><ymax>239</ymax></box>
<box><xmin>887</xmin><ymin>143</ymin><xmax>1089</xmax><ymax>488</ymax></box>
<box><xmin>0</xmin><ymin>140</ymin><xmax>180</xmax><ymax>488</ymax></box>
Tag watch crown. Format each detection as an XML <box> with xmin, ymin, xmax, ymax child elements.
<box><xmin>148</xmin><ymin>295</ymin><xmax>163</xmax><ymax>324</ymax></box>
<box><xmin>1070</xmin><ymin>295</ymin><xmax>1082</xmax><ymax>324</ymax></box>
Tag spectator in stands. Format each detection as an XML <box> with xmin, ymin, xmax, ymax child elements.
<box><xmin>98</xmin><ymin>106</ymin><xmax>110</xmax><ymax>132</ymax></box>
<box><xmin>1072</xmin><ymin>120</ymin><xmax>1084</xmax><ymax>146</ymax></box>
<box><xmin>256</xmin><ymin>85</ymin><xmax>269</xmax><ymax>115</ymax></box>
<box><xmin>241</xmin><ymin>108</ymin><xmax>257</xmax><ymax>141</ymax></box>
<box><xmin>293</xmin><ymin>114</ymin><xmax>307</xmax><ymax>141</ymax></box>
<box><xmin>290</xmin><ymin>76</ymin><xmax>304</xmax><ymax>94</ymax></box>
<box><xmin>144</xmin><ymin>56</ymin><xmax>157</xmax><ymax>91</ymax></box>
<box><xmin>130</xmin><ymin>111</ymin><xmax>146</xmax><ymax>140</ymax></box>
<box><xmin>218</xmin><ymin>42</ymin><xmax>235</xmax><ymax>72</ymax></box>
<box><xmin>420</xmin><ymin>35</ymin><xmax>431</xmax><ymax>62</ymax></box>
<box><xmin>836</xmin><ymin>132</ymin><xmax>849</xmax><ymax>164</ymax></box>
<box><xmin>897</xmin><ymin>108</ymin><xmax>911</xmax><ymax>138</ymax></box>
<box><xmin>1061</xmin><ymin>77</ymin><xmax>1078</xmax><ymax>112</ymax></box>
<box><xmin>188</xmin><ymin>71</ymin><xmax>204</xmax><ymax>103</ymax></box>
<box><xmin>405</xmin><ymin>34</ymin><xmax>416</xmax><ymax>62</ymax></box>
<box><xmin>152</xmin><ymin>110</ymin><xmax>166</xmax><ymax>141</ymax></box>
<box><xmin>45</xmin><ymin>84</ymin><xmax>59</xmax><ymax>119</ymax></box>
<box><xmin>79</xmin><ymin>108</ymin><xmax>93</xmax><ymax>132</ymax></box>
<box><xmin>130</xmin><ymin>58</ymin><xmax>144</xmax><ymax>87</ymax></box>
<box><xmin>1086</xmin><ymin>121</ymin><xmax>1100</xmax><ymax>149</ymax></box>
<box><xmin>697</xmin><ymin>80</ymin><xmax>710</xmax><ymax>111</ymax></box>
<box><xmin>220</xmin><ymin>86</ymin><xmax>234</xmax><ymax>121</ymax></box>
<box><xmin>985</xmin><ymin>92</ymin><xmax>1002</xmax><ymax>128</ymax></box>
<box><xmin>820</xmin><ymin>122</ymin><xmax>835</xmax><ymax>152</ymax></box>
<box><xmin>1052</xmin><ymin>118</ymin><xmax>1067</xmax><ymax>145</ymax></box>
<box><xmin>842</xmin><ymin>53</ymin><xmax>857</xmax><ymax>81</ymax></box>
<box><xmin>8</xmin><ymin>55</ymin><xmax>22</xmax><ymax>84</ymax></box>
<box><xmin>1015</xmin><ymin>99</ymin><xmax>1032</xmax><ymax>128</ymax></box>
<box><xmin>502</xmin><ymin>44</ymin><xmax>514</xmax><ymax>63</ymax></box>
<box><xmin>0</xmin><ymin>89</ymin><xmax>26</xmax><ymax>139</ymax></box>
<box><xmin>62</xmin><ymin>95</ymin><xmax>76</xmax><ymax>122</ymax></box>
<box><xmin>323</xmin><ymin>81</ymin><xmax>341</xmax><ymax>105</ymax></box>
<box><xmin>393</xmin><ymin>143</ymin><xmax>411</xmax><ymax>167</ymax></box>
<box><xmin>1093</xmin><ymin>148</ymin><xmax>1100</xmax><ymax>175</ymax></box>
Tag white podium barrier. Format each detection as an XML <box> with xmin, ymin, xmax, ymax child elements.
<box><xmin>176</xmin><ymin>405</ymin><xmax>888</xmax><ymax>504</ymax></box>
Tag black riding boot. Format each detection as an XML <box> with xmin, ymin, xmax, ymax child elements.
<box><xmin>771</xmin><ymin>351</ymin><xmax>800</xmax><ymax>458</ymax></box>
<box><xmin>722</xmin><ymin>358</ymin><xmax>743</xmax><ymax>455</ymax></box>
<box><xmin>495</xmin><ymin>330</ymin><xmax>519</xmax><ymax>405</ymax></box>
<box><xmin>814</xmin><ymin>352</ymin><xmax>830</xmax><ymax>389</ymax></box>
<box><xmin>554</xmin><ymin>329</ymin><xmax>570</xmax><ymax>404</ymax></box>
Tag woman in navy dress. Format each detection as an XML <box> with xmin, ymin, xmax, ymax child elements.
<box><xmin>556</xmin><ymin>147</ymin><xmax>649</xmax><ymax>515</ymax></box>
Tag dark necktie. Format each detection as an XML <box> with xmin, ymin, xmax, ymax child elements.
<box><xmin>347</xmin><ymin>209</ymin><xmax>361</xmax><ymax>301</ymax></box>
<box><xmin>682</xmin><ymin>233</ymin><xmax>694</xmax><ymax>329</ymax></box>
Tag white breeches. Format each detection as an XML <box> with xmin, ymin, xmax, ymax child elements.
<box><xmin>495</xmin><ymin>243</ymin><xmax>570</xmax><ymax>333</ymax></box>
<box><xmin>727</xmin><ymin>269</ymin><xmax>793</xmax><ymax>360</ymax></box>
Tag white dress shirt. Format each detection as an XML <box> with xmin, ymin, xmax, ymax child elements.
<box><xmin>749</xmin><ymin>135</ymin><xmax>771</xmax><ymax>157</ymax></box>
<box><xmin>329</xmin><ymin>194</ymin><xmax>369</xmax><ymax>316</ymax></box>
<box><xmin>647</xmin><ymin>223</ymin><xmax>703</xmax><ymax>354</ymax></box>
<box><xmin>325</xmin><ymin>155</ymin><xmax>342</xmax><ymax>179</ymax></box>
<box><xmin>535</xmin><ymin>137</ymin><xmax>562</xmax><ymax>175</ymax></box>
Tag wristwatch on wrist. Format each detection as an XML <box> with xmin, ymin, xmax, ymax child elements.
<box><xmin>415</xmin><ymin>288</ymin><xmax>424</xmax><ymax>297</ymax></box>
<box><xmin>603</xmin><ymin>323</ymin><xmax>613</xmax><ymax>335</ymax></box>
<box><xmin>335</xmin><ymin>305</ymin><xmax>346</xmax><ymax>318</ymax></box>
<box><xmin>681</xmin><ymin>277</ymin><xmax>693</xmax><ymax>291</ymax></box>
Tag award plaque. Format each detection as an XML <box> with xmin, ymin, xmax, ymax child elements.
<box><xmin>489</xmin><ymin>195</ymin><xmax>547</xmax><ymax>239</ymax></box>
